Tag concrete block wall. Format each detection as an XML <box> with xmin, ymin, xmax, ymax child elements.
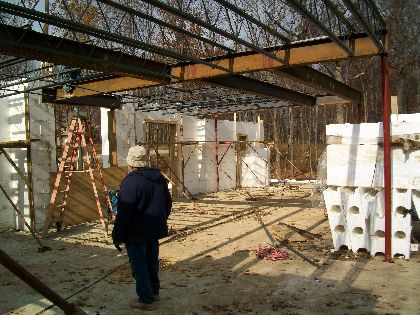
<box><xmin>323</xmin><ymin>114</ymin><xmax>420</xmax><ymax>259</ymax></box>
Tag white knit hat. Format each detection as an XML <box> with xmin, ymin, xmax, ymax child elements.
<box><xmin>126</xmin><ymin>145</ymin><xmax>148</xmax><ymax>168</ymax></box>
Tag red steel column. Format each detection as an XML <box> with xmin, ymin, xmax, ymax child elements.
<box><xmin>381</xmin><ymin>55</ymin><xmax>393</xmax><ymax>263</ymax></box>
<box><xmin>215</xmin><ymin>115</ymin><xmax>219</xmax><ymax>191</ymax></box>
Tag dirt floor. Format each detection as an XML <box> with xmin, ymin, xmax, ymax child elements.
<box><xmin>1</xmin><ymin>184</ymin><xmax>419</xmax><ymax>315</ymax></box>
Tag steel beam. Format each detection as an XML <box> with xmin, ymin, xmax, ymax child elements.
<box><xmin>274</xmin><ymin>66</ymin><xmax>362</xmax><ymax>102</ymax></box>
<box><xmin>0</xmin><ymin>23</ymin><xmax>170</xmax><ymax>81</ymax></box>
<box><xmin>43</xmin><ymin>88</ymin><xmax>122</xmax><ymax>109</ymax></box>
<box><xmin>171</xmin><ymin>34</ymin><xmax>382</xmax><ymax>81</ymax></box>
<box><xmin>0</xmin><ymin>57</ymin><xmax>26</xmax><ymax>69</ymax></box>
<box><xmin>323</xmin><ymin>0</ymin><xmax>356</xmax><ymax>33</ymax></box>
<box><xmin>203</xmin><ymin>75</ymin><xmax>316</xmax><ymax>106</ymax></box>
<box><xmin>0</xmin><ymin>2</ymin><xmax>230</xmax><ymax>73</ymax></box>
<box><xmin>55</xmin><ymin>34</ymin><xmax>383</xmax><ymax>99</ymax></box>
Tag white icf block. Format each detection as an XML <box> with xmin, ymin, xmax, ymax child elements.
<box><xmin>391</xmin><ymin>113</ymin><xmax>420</xmax><ymax>123</ymax></box>
<box><xmin>327</xmin><ymin>115</ymin><xmax>420</xmax><ymax>144</ymax></box>
<box><xmin>392</xmin><ymin>189</ymin><xmax>412</xmax><ymax>211</ymax></box>
<box><xmin>331</xmin><ymin>224</ymin><xmax>350</xmax><ymax>251</ymax></box>
<box><xmin>341</xmin><ymin>188</ymin><xmax>371</xmax><ymax>252</ymax></box>
<box><xmin>413</xmin><ymin>190</ymin><xmax>420</xmax><ymax>217</ymax></box>
<box><xmin>241</xmin><ymin>148</ymin><xmax>269</xmax><ymax>188</ymax></box>
<box><xmin>326</xmin><ymin>123</ymin><xmax>382</xmax><ymax>144</ymax></box>
<box><xmin>328</xmin><ymin>145</ymin><xmax>420</xmax><ymax>190</ymax></box>
<box><xmin>182</xmin><ymin>116</ymin><xmax>207</xmax><ymax>142</ymax></box>
<box><xmin>236</xmin><ymin>122</ymin><xmax>258</xmax><ymax>142</ymax></box>
<box><xmin>349</xmin><ymin>225</ymin><xmax>371</xmax><ymax>252</ymax></box>
<box><xmin>323</xmin><ymin>188</ymin><xmax>349</xmax><ymax>250</ymax></box>
<box><xmin>342</xmin><ymin>187</ymin><xmax>370</xmax><ymax>216</ymax></box>
<box><xmin>370</xmin><ymin>232</ymin><xmax>385</xmax><ymax>256</ymax></box>
<box><xmin>100</xmin><ymin>108</ymin><xmax>110</xmax><ymax>168</ymax></box>
<box><xmin>327</xmin><ymin>144</ymin><xmax>378</xmax><ymax>187</ymax></box>
<box><xmin>373</xmin><ymin>148</ymin><xmax>420</xmax><ymax>190</ymax></box>
<box><xmin>392</xmin><ymin>226</ymin><xmax>412</xmax><ymax>259</ymax></box>
<box><xmin>323</xmin><ymin>187</ymin><xmax>343</xmax><ymax>213</ymax></box>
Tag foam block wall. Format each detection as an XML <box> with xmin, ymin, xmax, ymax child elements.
<box><xmin>181</xmin><ymin>117</ymin><xmax>268</xmax><ymax>194</ymax></box>
<box><xmin>323</xmin><ymin>115</ymin><xmax>420</xmax><ymax>259</ymax></box>
<box><xmin>0</xmin><ymin>85</ymin><xmax>28</xmax><ymax>230</ymax></box>
<box><xmin>29</xmin><ymin>89</ymin><xmax>56</xmax><ymax>230</ymax></box>
<box><xmin>109</xmin><ymin>108</ymin><xmax>268</xmax><ymax>195</ymax></box>
<box><xmin>0</xmin><ymin>83</ymin><xmax>56</xmax><ymax>231</ymax></box>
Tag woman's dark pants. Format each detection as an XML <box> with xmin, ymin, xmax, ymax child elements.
<box><xmin>126</xmin><ymin>239</ymin><xmax>160</xmax><ymax>304</ymax></box>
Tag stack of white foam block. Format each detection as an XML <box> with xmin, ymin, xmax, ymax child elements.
<box><xmin>323</xmin><ymin>114</ymin><xmax>420</xmax><ymax>259</ymax></box>
<box><xmin>29</xmin><ymin>90</ymin><xmax>56</xmax><ymax>230</ymax></box>
<box><xmin>0</xmin><ymin>82</ymin><xmax>57</xmax><ymax>231</ymax></box>
<box><xmin>182</xmin><ymin>116</ymin><xmax>267</xmax><ymax>194</ymax></box>
<box><xmin>0</xmin><ymin>84</ymin><xmax>29</xmax><ymax>230</ymax></box>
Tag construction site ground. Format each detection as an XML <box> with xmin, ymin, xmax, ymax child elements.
<box><xmin>1</xmin><ymin>184</ymin><xmax>419</xmax><ymax>315</ymax></box>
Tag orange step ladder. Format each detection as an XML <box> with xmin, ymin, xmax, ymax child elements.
<box><xmin>42</xmin><ymin>116</ymin><xmax>113</xmax><ymax>238</ymax></box>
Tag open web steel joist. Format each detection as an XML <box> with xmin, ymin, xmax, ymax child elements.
<box><xmin>0</xmin><ymin>0</ymin><xmax>386</xmax><ymax>110</ymax></box>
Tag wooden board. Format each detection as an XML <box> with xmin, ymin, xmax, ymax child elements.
<box><xmin>50</xmin><ymin>166</ymin><xmax>128</xmax><ymax>226</ymax></box>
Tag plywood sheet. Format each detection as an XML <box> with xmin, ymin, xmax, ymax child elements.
<box><xmin>49</xmin><ymin>166</ymin><xmax>128</xmax><ymax>226</ymax></box>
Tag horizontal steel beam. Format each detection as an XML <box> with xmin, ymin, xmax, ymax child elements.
<box><xmin>56</xmin><ymin>34</ymin><xmax>384</xmax><ymax>99</ymax></box>
<box><xmin>0</xmin><ymin>2</ymin><xmax>230</xmax><ymax>73</ymax></box>
<box><xmin>43</xmin><ymin>88</ymin><xmax>122</xmax><ymax>109</ymax></box>
<box><xmin>274</xmin><ymin>66</ymin><xmax>362</xmax><ymax>102</ymax></box>
<box><xmin>0</xmin><ymin>23</ymin><xmax>170</xmax><ymax>81</ymax></box>
<box><xmin>203</xmin><ymin>75</ymin><xmax>316</xmax><ymax>106</ymax></box>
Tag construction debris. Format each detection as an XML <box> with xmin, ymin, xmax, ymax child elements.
<box><xmin>255</xmin><ymin>244</ymin><xmax>292</xmax><ymax>261</ymax></box>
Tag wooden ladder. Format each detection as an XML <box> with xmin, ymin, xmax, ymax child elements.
<box><xmin>42</xmin><ymin>116</ymin><xmax>113</xmax><ymax>238</ymax></box>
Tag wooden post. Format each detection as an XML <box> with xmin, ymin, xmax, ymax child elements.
<box><xmin>391</xmin><ymin>96</ymin><xmax>398</xmax><ymax>115</ymax></box>
<box><xmin>0</xmin><ymin>249</ymin><xmax>87</xmax><ymax>315</ymax></box>
<box><xmin>288</xmin><ymin>107</ymin><xmax>294</xmax><ymax>178</ymax></box>
<box><xmin>24</xmin><ymin>90</ymin><xmax>36</xmax><ymax>230</ymax></box>
<box><xmin>108</xmin><ymin>109</ymin><xmax>117</xmax><ymax>167</ymax></box>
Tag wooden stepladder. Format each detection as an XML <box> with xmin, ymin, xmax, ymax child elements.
<box><xmin>42</xmin><ymin>116</ymin><xmax>113</xmax><ymax>238</ymax></box>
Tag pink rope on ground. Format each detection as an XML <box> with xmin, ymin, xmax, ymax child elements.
<box><xmin>255</xmin><ymin>244</ymin><xmax>291</xmax><ymax>261</ymax></box>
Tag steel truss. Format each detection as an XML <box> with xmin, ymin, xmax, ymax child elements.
<box><xmin>0</xmin><ymin>1</ymin><xmax>385</xmax><ymax>79</ymax></box>
<box><xmin>342</xmin><ymin>0</ymin><xmax>386</xmax><ymax>52</ymax></box>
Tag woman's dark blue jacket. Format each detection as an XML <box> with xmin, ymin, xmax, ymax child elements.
<box><xmin>112</xmin><ymin>167</ymin><xmax>172</xmax><ymax>244</ymax></box>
